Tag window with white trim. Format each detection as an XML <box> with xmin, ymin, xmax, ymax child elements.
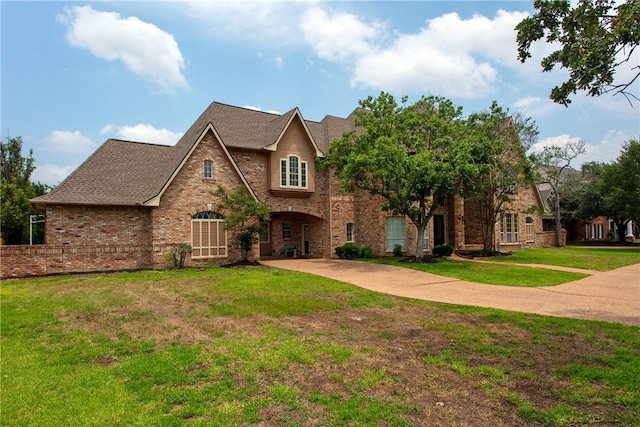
<box><xmin>203</xmin><ymin>160</ymin><xmax>213</xmax><ymax>178</ymax></box>
<box><xmin>191</xmin><ymin>211</ymin><xmax>227</xmax><ymax>259</ymax></box>
<box><xmin>597</xmin><ymin>224</ymin><xmax>603</xmax><ymax>239</ymax></box>
<box><xmin>525</xmin><ymin>217</ymin><xmax>534</xmax><ymax>242</ymax></box>
<box><xmin>280</xmin><ymin>155</ymin><xmax>308</xmax><ymax>189</ymax></box>
<box><xmin>500</xmin><ymin>213</ymin><xmax>519</xmax><ymax>244</ymax></box>
<box><xmin>386</xmin><ymin>217</ymin><xmax>406</xmax><ymax>252</ymax></box>
<box><xmin>346</xmin><ymin>223</ymin><xmax>354</xmax><ymax>242</ymax></box>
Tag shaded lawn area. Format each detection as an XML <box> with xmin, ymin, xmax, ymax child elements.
<box><xmin>364</xmin><ymin>258</ymin><xmax>588</xmax><ymax>287</ymax></box>
<box><xmin>487</xmin><ymin>247</ymin><xmax>640</xmax><ymax>271</ymax></box>
<box><xmin>3</xmin><ymin>266</ymin><xmax>639</xmax><ymax>426</ymax></box>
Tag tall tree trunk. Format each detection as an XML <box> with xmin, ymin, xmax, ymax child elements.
<box><xmin>554</xmin><ymin>186</ymin><xmax>563</xmax><ymax>247</ymax></box>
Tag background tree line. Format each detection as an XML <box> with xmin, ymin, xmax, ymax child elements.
<box><xmin>1</xmin><ymin>137</ymin><xmax>50</xmax><ymax>245</ymax></box>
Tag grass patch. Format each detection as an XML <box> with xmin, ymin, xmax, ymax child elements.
<box><xmin>2</xmin><ymin>266</ymin><xmax>638</xmax><ymax>426</ymax></box>
<box><xmin>489</xmin><ymin>246</ymin><xmax>640</xmax><ymax>271</ymax></box>
<box><xmin>364</xmin><ymin>257</ymin><xmax>587</xmax><ymax>286</ymax></box>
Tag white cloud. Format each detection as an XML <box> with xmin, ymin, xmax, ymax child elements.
<box><xmin>301</xmin><ymin>7</ymin><xmax>531</xmax><ymax>99</ymax></box>
<box><xmin>42</xmin><ymin>130</ymin><xmax>97</xmax><ymax>154</ymax></box>
<box><xmin>101</xmin><ymin>124</ymin><xmax>183</xmax><ymax>145</ymax></box>
<box><xmin>300</xmin><ymin>7</ymin><xmax>385</xmax><ymax>61</ymax></box>
<box><xmin>58</xmin><ymin>5</ymin><xmax>188</xmax><ymax>92</ymax></box>
<box><xmin>531</xmin><ymin>131</ymin><xmax>629</xmax><ymax>168</ymax></box>
<box><xmin>182</xmin><ymin>1</ymin><xmax>311</xmax><ymax>44</ymax></box>
<box><xmin>32</xmin><ymin>163</ymin><xmax>77</xmax><ymax>186</ymax></box>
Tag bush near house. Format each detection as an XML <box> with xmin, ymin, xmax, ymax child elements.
<box><xmin>335</xmin><ymin>243</ymin><xmax>373</xmax><ymax>259</ymax></box>
<box><xmin>433</xmin><ymin>244</ymin><xmax>454</xmax><ymax>258</ymax></box>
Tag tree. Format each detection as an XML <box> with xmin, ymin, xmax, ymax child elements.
<box><xmin>516</xmin><ymin>0</ymin><xmax>640</xmax><ymax>106</ymax></box>
<box><xmin>212</xmin><ymin>186</ymin><xmax>271</xmax><ymax>261</ymax></box>
<box><xmin>537</xmin><ymin>139</ymin><xmax>586</xmax><ymax>247</ymax></box>
<box><xmin>320</xmin><ymin>92</ymin><xmax>473</xmax><ymax>259</ymax></box>
<box><xmin>464</xmin><ymin>102</ymin><xmax>538</xmax><ymax>253</ymax></box>
<box><xmin>1</xmin><ymin>137</ymin><xmax>49</xmax><ymax>245</ymax></box>
<box><xmin>584</xmin><ymin>140</ymin><xmax>640</xmax><ymax>242</ymax></box>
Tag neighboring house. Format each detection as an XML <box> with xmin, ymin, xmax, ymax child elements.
<box><xmin>16</xmin><ymin>102</ymin><xmax>551</xmax><ymax>277</ymax></box>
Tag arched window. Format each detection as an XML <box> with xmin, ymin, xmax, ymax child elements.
<box><xmin>280</xmin><ymin>155</ymin><xmax>307</xmax><ymax>189</ymax></box>
<box><xmin>191</xmin><ymin>211</ymin><xmax>226</xmax><ymax>258</ymax></box>
<box><xmin>203</xmin><ymin>160</ymin><xmax>213</xmax><ymax>178</ymax></box>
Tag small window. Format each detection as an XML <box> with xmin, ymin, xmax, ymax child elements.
<box><xmin>203</xmin><ymin>160</ymin><xmax>213</xmax><ymax>178</ymax></box>
<box><xmin>346</xmin><ymin>223</ymin><xmax>354</xmax><ymax>242</ymax></box>
<box><xmin>283</xmin><ymin>221</ymin><xmax>292</xmax><ymax>240</ymax></box>
<box><xmin>423</xmin><ymin>224</ymin><xmax>430</xmax><ymax>251</ymax></box>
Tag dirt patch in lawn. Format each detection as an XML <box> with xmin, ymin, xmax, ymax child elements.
<box><xmin>56</xmin><ymin>284</ymin><xmax>631</xmax><ymax>426</ymax></box>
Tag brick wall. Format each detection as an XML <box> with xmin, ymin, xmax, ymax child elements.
<box><xmin>0</xmin><ymin>244</ymin><xmax>157</xmax><ymax>279</ymax></box>
<box><xmin>44</xmin><ymin>205</ymin><xmax>152</xmax><ymax>246</ymax></box>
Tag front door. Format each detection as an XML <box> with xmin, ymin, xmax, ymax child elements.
<box><xmin>434</xmin><ymin>215</ymin><xmax>445</xmax><ymax>246</ymax></box>
<box><xmin>302</xmin><ymin>224</ymin><xmax>309</xmax><ymax>255</ymax></box>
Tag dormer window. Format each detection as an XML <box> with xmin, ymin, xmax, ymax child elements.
<box><xmin>203</xmin><ymin>160</ymin><xmax>213</xmax><ymax>178</ymax></box>
<box><xmin>280</xmin><ymin>155</ymin><xmax>307</xmax><ymax>189</ymax></box>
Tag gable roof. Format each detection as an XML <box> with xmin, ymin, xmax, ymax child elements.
<box><xmin>32</xmin><ymin>101</ymin><xmax>357</xmax><ymax>207</ymax></box>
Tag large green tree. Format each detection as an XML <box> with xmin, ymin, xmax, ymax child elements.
<box><xmin>1</xmin><ymin>137</ymin><xmax>48</xmax><ymax>245</ymax></box>
<box><xmin>320</xmin><ymin>92</ymin><xmax>474</xmax><ymax>259</ymax></box>
<box><xmin>464</xmin><ymin>102</ymin><xmax>538</xmax><ymax>253</ymax></box>
<box><xmin>516</xmin><ymin>0</ymin><xmax>640</xmax><ymax>106</ymax></box>
<box><xmin>212</xmin><ymin>186</ymin><xmax>271</xmax><ymax>261</ymax></box>
<box><xmin>585</xmin><ymin>140</ymin><xmax>640</xmax><ymax>242</ymax></box>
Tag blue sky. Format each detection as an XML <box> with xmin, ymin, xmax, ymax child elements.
<box><xmin>2</xmin><ymin>1</ymin><xmax>639</xmax><ymax>186</ymax></box>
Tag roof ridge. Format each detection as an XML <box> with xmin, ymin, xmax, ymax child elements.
<box><xmin>107</xmin><ymin>138</ymin><xmax>175</xmax><ymax>147</ymax></box>
<box><xmin>213</xmin><ymin>101</ymin><xmax>282</xmax><ymax>117</ymax></box>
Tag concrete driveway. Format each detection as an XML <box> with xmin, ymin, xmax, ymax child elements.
<box><xmin>262</xmin><ymin>258</ymin><xmax>640</xmax><ymax>326</ymax></box>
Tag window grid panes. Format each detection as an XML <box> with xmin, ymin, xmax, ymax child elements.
<box><xmin>191</xmin><ymin>214</ymin><xmax>227</xmax><ymax>259</ymax></box>
<box><xmin>500</xmin><ymin>213</ymin><xmax>519</xmax><ymax>244</ymax></box>
<box><xmin>259</xmin><ymin>222</ymin><xmax>270</xmax><ymax>243</ymax></box>
<box><xmin>203</xmin><ymin>160</ymin><xmax>213</xmax><ymax>178</ymax></box>
<box><xmin>280</xmin><ymin>156</ymin><xmax>308</xmax><ymax>189</ymax></box>
<box><xmin>346</xmin><ymin>223</ymin><xmax>354</xmax><ymax>242</ymax></box>
<box><xmin>525</xmin><ymin>217</ymin><xmax>534</xmax><ymax>242</ymax></box>
<box><xmin>283</xmin><ymin>222</ymin><xmax>292</xmax><ymax>240</ymax></box>
<box><xmin>386</xmin><ymin>217</ymin><xmax>406</xmax><ymax>252</ymax></box>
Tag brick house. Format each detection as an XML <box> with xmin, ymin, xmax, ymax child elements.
<box><xmin>13</xmin><ymin>102</ymin><xmax>551</xmax><ymax>277</ymax></box>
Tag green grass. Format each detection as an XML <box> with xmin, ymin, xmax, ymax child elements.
<box><xmin>363</xmin><ymin>258</ymin><xmax>588</xmax><ymax>286</ymax></box>
<box><xmin>2</xmin><ymin>266</ymin><xmax>638</xmax><ymax>426</ymax></box>
<box><xmin>489</xmin><ymin>246</ymin><xmax>640</xmax><ymax>271</ymax></box>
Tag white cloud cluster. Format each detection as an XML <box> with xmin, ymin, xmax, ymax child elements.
<box><xmin>300</xmin><ymin>7</ymin><xmax>530</xmax><ymax>99</ymax></box>
<box><xmin>32</xmin><ymin>164</ymin><xmax>77</xmax><ymax>186</ymax></box>
<box><xmin>531</xmin><ymin>131</ymin><xmax>629</xmax><ymax>168</ymax></box>
<box><xmin>58</xmin><ymin>5</ymin><xmax>188</xmax><ymax>92</ymax></box>
<box><xmin>42</xmin><ymin>130</ymin><xmax>97</xmax><ymax>154</ymax></box>
<box><xmin>101</xmin><ymin>124</ymin><xmax>183</xmax><ymax>145</ymax></box>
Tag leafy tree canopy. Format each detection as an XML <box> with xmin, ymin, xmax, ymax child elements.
<box><xmin>1</xmin><ymin>137</ymin><xmax>49</xmax><ymax>245</ymax></box>
<box><xmin>320</xmin><ymin>92</ymin><xmax>474</xmax><ymax>258</ymax></box>
<box><xmin>464</xmin><ymin>101</ymin><xmax>538</xmax><ymax>252</ymax></box>
<box><xmin>516</xmin><ymin>0</ymin><xmax>640</xmax><ymax>105</ymax></box>
<box><xmin>212</xmin><ymin>186</ymin><xmax>271</xmax><ymax>261</ymax></box>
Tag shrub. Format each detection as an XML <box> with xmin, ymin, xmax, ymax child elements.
<box><xmin>433</xmin><ymin>243</ymin><xmax>454</xmax><ymax>258</ymax></box>
<box><xmin>393</xmin><ymin>244</ymin><xmax>403</xmax><ymax>257</ymax></box>
<box><xmin>164</xmin><ymin>244</ymin><xmax>193</xmax><ymax>268</ymax></box>
<box><xmin>335</xmin><ymin>242</ymin><xmax>361</xmax><ymax>260</ymax></box>
<box><xmin>359</xmin><ymin>245</ymin><xmax>373</xmax><ymax>258</ymax></box>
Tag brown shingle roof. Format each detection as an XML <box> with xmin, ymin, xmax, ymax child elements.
<box><xmin>32</xmin><ymin>102</ymin><xmax>358</xmax><ymax>206</ymax></box>
<box><xmin>32</xmin><ymin>139</ymin><xmax>176</xmax><ymax>206</ymax></box>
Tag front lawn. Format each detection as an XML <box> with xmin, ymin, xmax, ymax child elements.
<box><xmin>488</xmin><ymin>246</ymin><xmax>640</xmax><ymax>271</ymax></box>
<box><xmin>364</xmin><ymin>258</ymin><xmax>588</xmax><ymax>287</ymax></box>
<box><xmin>3</xmin><ymin>267</ymin><xmax>638</xmax><ymax>426</ymax></box>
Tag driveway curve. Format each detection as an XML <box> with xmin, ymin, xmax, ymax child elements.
<box><xmin>262</xmin><ymin>259</ymin><xmax>640</xmax><ymax>326</ymax></box>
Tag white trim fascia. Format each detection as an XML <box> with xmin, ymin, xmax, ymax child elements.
<box><xmin>142</xmin><ymin>123</ymin><xmax>258</xmax><ymax>206</ymax></box>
